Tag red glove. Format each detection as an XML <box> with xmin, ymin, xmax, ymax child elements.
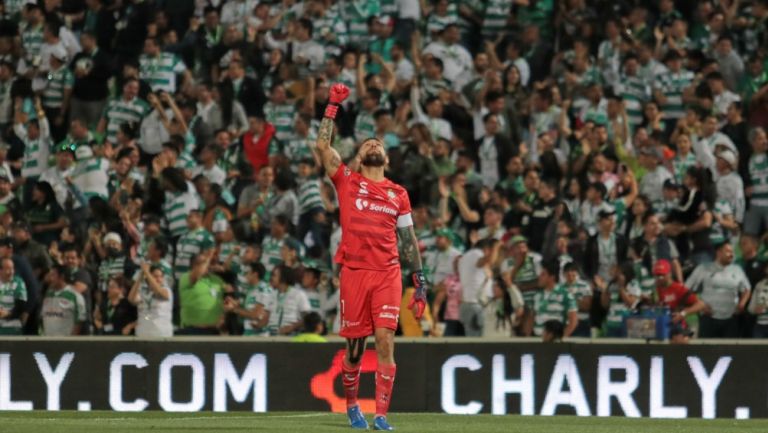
<box><xmin>408</xmin><ymin>270</ymin><xmax>428</xmax><ymax>320</ymax></box>
<box><xmin>324</xmin><ymin>83</ymin><xmax>350</xmax><ymax>119</ymax></box>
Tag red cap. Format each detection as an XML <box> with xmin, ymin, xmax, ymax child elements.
<box><xmin>653</xmin><ymin>259</ymin><xmax>671</xmax><ymax>276</ymax></box>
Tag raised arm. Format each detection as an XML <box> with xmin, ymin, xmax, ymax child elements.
<box><xmin>313</xmin><ymin>83</ymin><xmax>350</xmax><ymax>177</ymax></box>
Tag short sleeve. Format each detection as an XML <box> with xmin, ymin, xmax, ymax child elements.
<box><xmin>566</xmin><ymin>291</ymin><xmax>577</xmax><ymax>312</ymax></box>
<box><xmin>75</xmin><ymin>292</ymin><xmax>86</xmax><ymax>322</ymax></box>
<box><xmin>398</xmin><ymin>188</ymin><xmax>412</xmax><ymax>216</ymax></box>
<box><xmin>15</xmin><ymin>280</ymin><xmax>27</xmax><ymax>301</ymax></box>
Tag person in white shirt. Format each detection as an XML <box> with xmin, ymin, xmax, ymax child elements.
<box><xmin>410</xmin><ymin>83</ymin><xmax>453</xmax><ymax>141</ymax></box>
<box><xmin>39</xmin><ymin>145</ymin><xmax>77</xmax><ymax>209</ymax></box>
<box><xmin>267</xmin><ymin>265</ymin><xmax>311</xmax><ymax>336</ymax></box>
<box><xmin>693</xmin><ymin>114</ymin><xmax>738</xmax><ymax>172</ymax></box>
<box><xmin>715</xmin><ymin>149</ymin><xmax>745</xmax><ymax>223</ymax></box>
<box><xmin>423</xmin><ymin>23</ymin><xmax>473</xmax><ymax>90</ymax></box>
<box><xmin>458</xmin><ymin>238</ymin><xmax>501</xmax><ymax>336</ymax></box>
<box><xmin>423</xmin><ymin>229</ymin><xmax>461</xmax><ymax>287</ymax></box>
<box><xmin>72</xmin><ymin>145</ymin><xmax>110</xmax><ymax>201</ymax></box>
<box><xmin>191</xmin><ymin>145</ymin><xmax>226</xmax><ymax>186</ymax></box>
<box><xmin>707</xmin><ymin>72</ymin><xmax>741</xmax><ymax>122</ymax></box>
<box><xmin>638</xmin><ymin>146</ymin><xmax>672</xmax><ymax>208</ymax></box>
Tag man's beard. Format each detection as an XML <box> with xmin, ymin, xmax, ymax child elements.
<box><xmin>362</xmin><ymin>153</ymin><xmax>386</xmax><ymax>167</ymax></box>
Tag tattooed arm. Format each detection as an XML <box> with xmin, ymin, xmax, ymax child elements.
<box><xmin>314</xmin><ymin>117</ymin><xmax>343</xmax><ymax>177</ymax></box>
<box><xmin>313</xmin><ymin>83</ymin><xmax>350</xmax><ymax>177</ymax></box>
<box><xmin>397</xmin><ymin>225</ymin><xmax>423</xmax><ymax>271</ymax></box>
<box><xmin>399</xmin><ymin>223</ymin><xmax>428</xmax><ymax>319</ymax></box>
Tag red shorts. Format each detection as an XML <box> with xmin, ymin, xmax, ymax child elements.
<box><xmin>339</xmin><ymin>266</ymin><xmax>402</xmax><ymax>338</ymax></box>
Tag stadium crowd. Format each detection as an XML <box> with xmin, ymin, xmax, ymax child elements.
<box><xmin>0</xmin><ymin>0</ymin><xmax>768</xmax><ymax>341</ymax></box>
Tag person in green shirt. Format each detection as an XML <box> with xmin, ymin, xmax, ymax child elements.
<box><xmin>291</xmin><ymin>311</ymin><xmax>327</xmax><ymax>342</ymax></box>
<box><xmin>532</xmin><ymin>261</ymin><xmax>578</xmax><ymax>337</ymax></box>
<box><xmin>177</xmin><ymin>250</ymin><xmax>226</xmax><ymax>335</ymax></box>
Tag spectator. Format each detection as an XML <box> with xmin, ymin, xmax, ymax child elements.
<box><xmin>432</xmin><ymin>257</ymin><xmax>464</xmax><ymax>336</ymax></box>
<box><xmin>266</xmin><ymin>265</ymin><xmax>310</xmax><ymax>336</ymax></box>
<box><xmin>70</xmin><ymin>32</ymin><xmax>112</xmax><ymax>129</ymax></box>
<box><xmin>561</xmin><ymin>262</ymin><xmax>592</xmax><ymax>337</ymax></box>
<box><xmin>11</xmin><ymin>221</ymin><xmax>52</xmax><ymax>281</ymax></box>
<box><xmin>129</xmin><ymin>262</ymin><xmax>173</xmax><ymax>338</ymax></box>
<box><xmin>224</xmin><ymin>262</ymin><xmax>273</xmax><ymax>336</ymax></box>
<box><xmin>653</xmin><ymin>259</ymin><xmax>706</xmax><ymax>327</ymax></box>
<box><xmin>291</xmin><ymin>311</ymin><xmax>328</xmax><ymax>342</ymax></box>
<box><xmin>458</xmin><ymin>238</ymin><xmax>500</xmax><ymax>337</ymax></box>
<box><xmin>178</xmin><ymin>251</ymin><xmax>226</xmax><ymax>335</ymax></box>
<box><xmin>533</xmin><ymin>261</ymin><xmax>578</xmax><ymax>338</ymax></box>
<box><xmin>541</xmin><ymin>319</ymin><xmax>564</xmax><ymax>343</ymax></box>
<box><xmin>41</xmin><ymin>264</ymin><xmax>86</xmax><ymax>336</ymax></box>
<box><xmin>501</xmin><ymin>235</ymin><xmax>542</xmax><ymax>336</ymax></box>
<box><xmin>94</xmin><ymin>276</ymin><xmax>136</xmax><ymax>335</ymax></box>
<box><xmin>173</xmin><ymin>209</ymin><xmax>214</xmax><ymax>282</ymax></box>
<box><xmin>686</xmin><ymin>242</ymin><xmax>751</xmax><ymax>338</ymax></box>
<box><xmin>0</xmin><ymin>258</ymin><xmax>28</xmax><ymax>335</ymax></box>
<box><xmin>25</xmin><ymin>181</ymin><xmax>66</xmax><ymax>246</ymax></box>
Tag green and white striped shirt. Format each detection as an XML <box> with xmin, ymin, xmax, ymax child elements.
<box><xmin>616</xmin><ymin>74</ymin><xmax>650</xmax><ymax>127</ymax></box>
<box><xmin>98</xmin><ymin>255</ymin><xmax>126</xmax><ymax>292</ymax></box>
<box><xmin>21</xmin><ymin>23</ymin><xmax>43</xmax><ymax>61</ymax></box>
<box><xmin>174</xmin><ymin>228</ymin><xmax>215</xmax><ymax>280</ymax></box>
<box><xmin>342</xmin><ymin>0</ymin><xmax>380</xmax><ymax>47</ymax></box>
<box><xmin>297</xmin><ymin>176</ymin><xmax>325</xmax><ymax>215</ymax></box>
<box><xmin>654</xmin><ymin>70</ymin><xmax>694</xmax><ymax>120</ymax></box>
<box><xmin>263</xmin><ymin>101</ymin><xmax>297</xmax><ymax>145</ymax></box>
<box><xmin>673</xmin><ymin>152</ymin><xmax>697</xmax><ymax>184</ymax></box>
<box><xmin>162</xmin><ymin>183</ymin><xmax>201</xmax><ymax>238</ymax></box>
<box><xmin>73</xmin><ymin>157</ymin><xmax>110</xmax><ymax>201</ymax></box>
<box><xmin>41</xmin><ymin>286</ymin><xmax>86</xmax><ymax>337</ymax></box>
<box><xmin>0</xmin><ymin>276</ymin><xmax>27</xmax><ymax>330</ymax></box>
<box><xmin>353</xmin><ymin>111</ymin><xmax>376</xmax><ymax>143</ymax></box>
<box><xmin>243</xmin><ymin>282</ymin><xmax>275</xmax><ymax>335</ymax></box>
<box><xmin>139</xmin><ymin>52</ymin><xmax>187</xmax><ymax>93</ymax></box>
<box><xmin>533</xmin><ymin>284</ymin><xmax>577</xmax><ymax>336</ymax></box>
<box><xmin>102</xmin><ymin>96</ymin><xmax>150</xmax><ymax>144</ymax></box>
<box><xmin>312</xmin><ymin>10</ymin><xmax>349</xmax><ymax>50</ymax></box>
<box><xmin>562</xmin><ymin>279</ymin><xmax>591</xmax><ymax>321</ymax></box>
<box><xmin>42</xmin><ymin>65</ymin><xmax>74</xmax><ymax>109</ymax></box>
<box><xmin>426</xmin><ymin>6</ymin><xmax>459</xmax><ymax>39</ymax></box>
<box><xmin>260</xmin><ymin>235</ymin><xmax>286</xmax><ymax>273</ymax></box>
<box><xmin>482</xmin><ymin>0</ymin><xmax>512</xmax><ymax>38</ymax></box>
<box><xmin>284</xmin><ymin>134</ymin><xmax>315</xmax><ymax>173</ymax></box>
<box><xmin>749</xmin><ymin>153</ymin><xmax>768</xmax><ymax>207</ymax></box>
<box><xmin>14</xmin><ymin>118</ymin><xmax>51</xmax><ymax>178</ymax></box>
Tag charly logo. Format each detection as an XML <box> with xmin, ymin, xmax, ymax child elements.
<box><xmin>355</xmin><ymin>198</ymin><xmax>369</xmax><ymax>210</ymax></box>
<box><xmin>358</xmin><ymin>181</ymin><xmax>369</xmax><ymax>195</ymax></box>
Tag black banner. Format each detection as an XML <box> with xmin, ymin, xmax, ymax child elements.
<box><xmin>0</xmin><ymin>339</ymin><xmax>766</xmax><ymax>419</ymax></box>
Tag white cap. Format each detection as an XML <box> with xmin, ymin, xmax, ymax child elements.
<box><xmin>717</xmin><ymin>149</ymin><xmax>738</xmax><ymax>170</ymax></box>
<box><xmin>103</xmin><ymin>232</ymin><xmax>122</xmax><ymax>245</ymax></box>
<box><xmin>50</xmin><ymin>46</ymin><xmax>68</xmax><ymax>62</ymax></box>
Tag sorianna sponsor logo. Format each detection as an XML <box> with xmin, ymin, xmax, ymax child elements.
<box><xmin>354</xmin><ymin>198</ymin><xmax>397</xmax><ymax>216</ymax></box>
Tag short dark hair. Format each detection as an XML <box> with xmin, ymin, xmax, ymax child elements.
<box><xmin>302</xmin><ymin>312</ymin><xmax>324</xmax><ymax>333</ymax></box>
<box><xmin>543</xmin><ymin>320</ymin><xmax>564</xmax><ymax>340</ymax></box>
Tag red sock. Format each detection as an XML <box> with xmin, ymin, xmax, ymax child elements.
<box><xmin>375</xmin><ymin>363</ymin><xmax>397</xmax><ymax>418</ymax></box>
<box><xmin>342</xmin><ymin>360</ymin><xmax>361</xmax><ymax>409</ymax></box>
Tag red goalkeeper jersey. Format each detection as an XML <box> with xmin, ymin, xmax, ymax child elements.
<box><xmin>331</xmin><ymin>163</ymin><xmax>412</xmax><ymax>271</ymax></box>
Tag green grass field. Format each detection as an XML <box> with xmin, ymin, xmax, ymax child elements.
<box><xmin>1</xmin><ymin>412</ymin><xmax>768</xmax><ymax>432</ymax></box>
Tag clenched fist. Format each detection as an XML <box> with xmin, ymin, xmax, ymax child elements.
<box><xmin>328</xmin><ymin>83</ymin><xmax>350</xmax><ymax>105</ymax></box>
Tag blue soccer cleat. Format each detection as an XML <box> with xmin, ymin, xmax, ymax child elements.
<box><xmin>347</xmin><ymin>405</ymin><xmax>369</xmax><ymax>430</ymax></box>
<box><xmin>373</xmin><ymin>416</ymin><xmax>394</xmax><ymax>431</ymax></box>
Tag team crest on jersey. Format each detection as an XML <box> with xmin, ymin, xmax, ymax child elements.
<box><xmin>387</xmin><ymin>189</ymin><xmax>396</xmax><ymax>199</ymax></box>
